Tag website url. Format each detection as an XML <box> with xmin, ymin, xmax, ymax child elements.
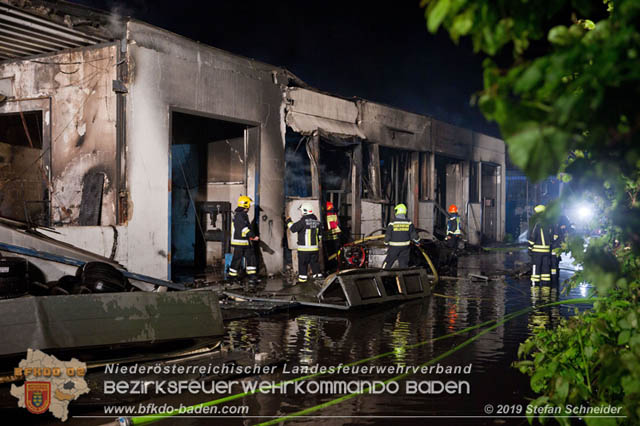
<box><xmin>104</xmin><ymin>403</ymin><xmax>249</xmax><ymax>416</ymax></box>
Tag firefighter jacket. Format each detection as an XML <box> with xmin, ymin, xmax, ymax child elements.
<box><xmin>528</xmin><ymin>220</ymin><xmax>552</xmax><ymax>254</ymax></box>
<box><xmin>447</xmin><ymin>213</ymin><xmax>462</xmax><ymax>236</ymax></box>
<box><xmin>384</xmin><ymin>215</ymin><xmax>419</xmax><ymax>247</ymax></box>
<box><xmin>325</xmin><ymin>212</ymin><xmax>341</xmax><ymax>240</ymax></box>
<box><xmin>287</xmin><ymin>214</ymin><xmax>321</xmax><ymax>251</ymax></box>
<box><xmin>231</xmin><ymin>207</ymin><xmax>255</xmax><ymax>246</ymax></box>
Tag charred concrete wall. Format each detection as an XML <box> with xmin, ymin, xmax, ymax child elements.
<box><xmin>0</xmin><ymin>44</ymin><xmax>118</xmax><ymax>226</ymax></box>
<box><xmin>284</xmin><ymin>88</ymin><xmax>506</xmax><ymax>242</ymax></box>
<box><xmin>125</xmin><ymin>21</ymin><xmax>289</xmax><ymax>278</ymax></box>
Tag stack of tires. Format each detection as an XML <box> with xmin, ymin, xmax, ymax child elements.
<box><xmin>0</xmin><ymin>257</ymin><xmax>132</xmax><ymax>297</ymax></box>
<box><xmin>50</xmin><ymin>262</ymin><xmax>131</xmax><ymax>295</ymax></box>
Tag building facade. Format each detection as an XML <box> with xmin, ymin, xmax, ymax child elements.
<box><xmin>0</xmin><ymin>1</ymin><xmax>505</xmax><ymax>280</ymax></box>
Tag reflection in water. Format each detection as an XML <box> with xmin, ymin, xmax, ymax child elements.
<box><xmin>389</xmin><ymin>314</ymin><xmax>410</xmax><ymax>366</ymax></box>
<box><xmin>529</xmin><ymin>284</ymin><xmax>560</xmax><ymax>331</ymax></box>
<box><xmin>123</xmin><ymin>251</ymin><xmax>587</xmax><ymax>426</ymax></box>
<box><xmin>216</xmin><ymin>252</ymin><xmax>590</xmax><ymax>425</ymax></box>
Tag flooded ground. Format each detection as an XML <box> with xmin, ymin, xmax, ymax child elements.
<box><xmin>10</xmin><ymin>249</ymin><xmax>589</xmax><ymax>426</ymax></box>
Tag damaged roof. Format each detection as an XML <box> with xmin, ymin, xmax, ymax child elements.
<box><xmin>0</xmin><ymin>0</ymin><xmax>120</xmax><ymax>61</ymax></box>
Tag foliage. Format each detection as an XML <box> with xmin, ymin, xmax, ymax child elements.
<box><xmin>422</xmin><ymin>0</ymin><xmax>640</xmax><ymax>424</ymax></box>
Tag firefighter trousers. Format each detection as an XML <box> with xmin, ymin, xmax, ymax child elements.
<box><xmin>530</xmin><ymin>252</ymin><xmax>551</xmax><ymax>284</ymax></box>
<box><xmin>383</xmin><ymin>246</ymin><xmax>410</xmax><ymax>269</ymax></box>
<box><xmin>229</xmin><ymin>245</ymin><xmax>257</xmax><ymax>277</ymax></box>
<box><xmin>298</xmin><ymin>250</ymin><xmax>320</xmax><ymax>282</ymax></box>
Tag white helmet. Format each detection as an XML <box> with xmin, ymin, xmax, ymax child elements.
<box><xmin>300</xmin><ymin>202</ymin><xmax>314</xmax><ymax>215</ymax></box>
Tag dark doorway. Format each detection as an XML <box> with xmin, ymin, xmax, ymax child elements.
<box><xmin>482</xmin><ymin>163</ymin><xmax>499</xmax><ymax>242</ymax></box>
<box><xmin>170</xmin><ymin>111</ymin><xmax>247</xmax><ymax>281</ymax></box>
<box><xmin>434</xmin><ymin>154</ymin><xmax>462</xmax><ymax>233</ymax></box>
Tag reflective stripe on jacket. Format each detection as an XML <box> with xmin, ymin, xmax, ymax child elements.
<box><xmin>528</xmin><ymin>222</ymin><xmax>551</xmax><ymax>253</ymax></box>
<box><xmin>288</xmin><ymin>214</ymin><xmax>321</xmax><ymax>251</ymax></box>
<box><xmin>326</xmin><ymin>213</ymin><xmax>341</xmax><ymax>240</ymax></box>
<box><xmin>231</xmin><ymin>207</ymin><xmax>254</xmax><ymax>246</ymax></box>
<box><xmin>447</xmin><ymin>214</ymin><xmax>462</xmax><ymax>235</ymax></box>
<box><xmin>384</xmin><ymin>216</ymin><xmax>419</xmax><ymax>247</ymax></box>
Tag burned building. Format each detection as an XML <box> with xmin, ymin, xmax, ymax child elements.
<box><xmin>0</xmin><ymin>1</ymin><xmax>505</xmax><ymax>282</ymax></box>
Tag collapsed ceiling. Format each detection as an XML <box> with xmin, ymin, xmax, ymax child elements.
<box><xmin>0</xmin><ymin>0</ymin><xmax>118</xmax><ymax>61</ymax></box>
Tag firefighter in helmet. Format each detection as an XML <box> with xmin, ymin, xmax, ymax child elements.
<box><xmin>229</xmin><ymin>195</ymin><xmax>259</xmax><ymax>283</ymax></box>
<box><xmin>287</xmin><ymin>202</ymin><xmax>322</xmax><ymax>284</ymax></box>
<box><xmin>383</xmin><ymin>203</ymin><xmax>420</xmax><ymax>269</ymax></box>
<box><xmin>446</xmin><ymin>204</ymin><xmax>463</xmax><ymax>248</ymax></box>
<box><xmin>324</xmin><ymin>201</ymin><xmax>341</xmax><ymax>270</ymax></box>
<box><xmin>528</xmin><ymin>204</ymin><xmax>552</xmax><ymax>285</ymax></box>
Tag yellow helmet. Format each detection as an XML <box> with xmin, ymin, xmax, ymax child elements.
<box><xmin>534</xmin><ymin>204</ymin><xmax>545</xmax><ymax>213</ymax></box>
<box><xmin>394</xmin><ymin>203</ymin><xmax>407</xmax><ymax>215</ymax></box>
<box><xmin>237</xmin><ymin>195</ymin><xmax>252</xmax><ymax>208</ymax></box>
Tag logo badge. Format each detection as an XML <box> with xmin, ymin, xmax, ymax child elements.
<box><xmin>25</xmin><ymin>382</ymin><xmax>51</xmax><ymax>415</ymax></box>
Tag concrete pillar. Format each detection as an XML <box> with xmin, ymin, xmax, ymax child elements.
<box><xmin>351</xmin><ymin>143</ymin><xmax>362</xmax><ymax>238</ymax></box>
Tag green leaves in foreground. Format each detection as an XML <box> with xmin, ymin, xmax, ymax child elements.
<box><xmin>513</xmin><ymin>295</ymin><xmax>640</xmax><ymax>424</ymax></box>
<box><xmin>423</xmin><ymin>0</ymin><xmax>640</xmax><ymax>424</ymax></box>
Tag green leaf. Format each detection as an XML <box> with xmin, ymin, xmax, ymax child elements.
<box><xmin>618</xmin><ymin>330</ymin><xmax>630</xmax><ymax>345</ymax></box>
<box><xmin>584</xmin><ymin>416</ymin><xmax>618</xmax><ymax>426</ymax></box>
<box><xmin>548</xmin><ymin>25</ymin><xmax>572</xmax><ymax>45</ymax></box>
<box><xmin>450</xmin><ymin>7</ymin><xmax>475</xmax><ymax>40</ymax></box>
<box><xmin>514</xmin><ymin>62</ymin><xmax>544</xmax><ymax>93</ymax></box>
<box><xmin>427</xmin><ymin>0</ymin><xmax>451</xmax><ymax>33</ymax></box>
<box><xmin>555</xmin><ymin>376</ymin><xmax>569</xmax><ymax>402</ymax></box>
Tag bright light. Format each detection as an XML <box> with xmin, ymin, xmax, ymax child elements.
<box><xmin>579</xmin><ymin>282</ymin><xmax>590</xmax><ymax>297</ymax></box>
<box><xmin>575</xmin><ymin>203</ymin><xmax>593</xmax><ymax>222</ymax></box>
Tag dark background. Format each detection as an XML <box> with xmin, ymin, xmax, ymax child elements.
<box><xmin>70</xmin><ymin>0</ymin><xmax>500</xmax><ymax>137</ymax></box>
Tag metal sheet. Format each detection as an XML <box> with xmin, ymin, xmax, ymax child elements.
<box><xmin>318</xmin><ymin>267</ymin><xmax>432</xmax><ymax>307</ymax></box>
<box><xmin>286</xmin><ymin>111</ymin><xmax>366</xmax><ymax>139</ymax></box>
<box><xmin>0</xmin><ymin>3</ymin><xmax>106</xmax><ymax>60</ymax></box>
<box><xmin>0</xmin><ymin>291</ymin><xmax>224</xmax><ymax>356</ymax></box>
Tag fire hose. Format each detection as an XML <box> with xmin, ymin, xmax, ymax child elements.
<box><xmin>328</xmin><ymin>233</ymin><xmax>439</xmax><ymax>285</ymax></box>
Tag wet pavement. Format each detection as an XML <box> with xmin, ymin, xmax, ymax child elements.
<box><xmin>11</xmin><ymin>249</ymin><xmax>589</xmax><ymax>425</ymax></box>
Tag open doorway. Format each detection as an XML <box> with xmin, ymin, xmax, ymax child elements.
<box><xmin>482</xmin><ymin>163</ymin><xmax>499</xmax><ymax>242</ymax></box>
<box><xmin>434</xmin><ymin>154</ymin><xmax>463</xmax><ymax>233</ymax></box>
<box><xmin>379</xmin><ymin>146</ymin><xmax>411</xmax><ymax>226</ymax></box>
<box><xmin>170</xmin><ymin>111</ymin><xmax>248</xmax><ymax>281</ymax></box>
<box><xmin>320</xmin><ymin>140</ymin><xmax>353</xmax><ymax>237</ymax></box>
<box><xmin>0</xmin><ymin>110</ymin><xmax>49</xmax><ymax>225</ymax></box>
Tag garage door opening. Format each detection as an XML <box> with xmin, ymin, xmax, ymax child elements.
<box><xmin>170</xmin><ymin>111</ymin><xmax>249</xmax><ymax>282</ymax></box>
<box><xmin>434</xmin><ymin>155</ymin><xmax>463</xmax><ymax>233</ymax></box>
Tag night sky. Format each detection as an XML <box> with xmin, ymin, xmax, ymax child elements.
<box><xmin>71</xmin><ymin>0</ymin><xmax>500</xmax><ymax>138</ymax></box>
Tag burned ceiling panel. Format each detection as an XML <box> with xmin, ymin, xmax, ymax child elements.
<box><xmin>0</xmin><ymin>1</ymin><xmax>111</xmax><ymax>61</ymax></box>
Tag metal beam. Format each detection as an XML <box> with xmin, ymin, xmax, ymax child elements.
<box><xmin>0</xmin><ymin>5</ymin><xmax>105</xmax><ymax>45</ymax></box>
<box><xmin>308</xmin><ymin>133</ymin><xmax>321</xmax><ymax>198</ymax></box>
<box><xmin>0</xmin><ymin>26</ymin><xmax>78</xmax><ymax>51</ymax></box>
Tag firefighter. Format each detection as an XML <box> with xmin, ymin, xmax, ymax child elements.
<box><xmin>528</xmin><ymin>204</ymin><xmax>552</xmax><ymax>285</ymax></box>
<box><xmin>229</xmin><ymin>195</ymin><xmax>259</xmax><ymax>283</ymax></box>
<box><xmin>383</xmin><ymin>203</ymin><xmax>420</xmax><ymax>269</ymax></box>
<box><xmin>287</xmin><ymin>202</ymin><xmax>322</xmax><ymax>284</ymax></box>
<box><xmin>446</xmin><ymin>204</ymin><xmax>463</xmax><ymax>248</ymax></box>
<box><xmin>324</xmin><ymin>201</ymin><xmax>341</xmax><ymax>270</ymax></box>
<box><xmin>551</xmin><ymin>214</ymin><xmax>572</xmax><ymax>285</ymax></box>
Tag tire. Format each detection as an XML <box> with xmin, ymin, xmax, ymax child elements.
<box><xmin>0</xmin><ymin>257</ymin><xmax>28</xmax><ymax>299</ymax></box>
<box><xmin>78</xmin><ymin>262</ymin><xmax>129</xmax><ymax>293</ymax></box>
<box><xmin>28</xmin><ymin>281</ymin><xmax>51</xmax><ymax>296</ymax></box>
<box><xmin>57</xmin><ymin>275</ymin><xmax>82</xmax><ymax>294</ymax></box>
